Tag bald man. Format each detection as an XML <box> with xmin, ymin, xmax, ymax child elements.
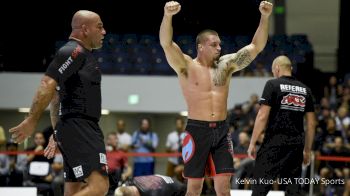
<box><xmin>9</xmin><ymin>10</ymin><xmax>109</xmax><ymax>195</ymax></box>
<box><xmin>247</xmin><ymin>55</ymin><xmax>316</xmax><ymax>196</ymax></box>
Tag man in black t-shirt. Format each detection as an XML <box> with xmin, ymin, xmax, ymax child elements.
<box><xmin>248</xmin><ymin>55</ymin><xmax>316</xmax><ymax>196</ymax></box>
<box><xmin>9</xmin><ymin>10</ymin><xmax>109</xmax><ymax>195</ymax></box>
<box><xmin>114</xmin><ymin>174</ymin><xmax>187</xmax><ymax>196</ymax></box>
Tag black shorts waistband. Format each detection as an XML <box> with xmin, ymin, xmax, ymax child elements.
<box><xmin>187</xmin><ymin>119</ymin><xmax>227</xmax><ymax>128</ymax></box>
<box><xmin>60</xmin><ymin>113</ymin><xmax>99</xmax><ymax>123</ymax></box>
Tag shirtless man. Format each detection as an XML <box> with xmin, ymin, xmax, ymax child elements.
<box><xmin>159</xmin><ymin>1</ymin><xmax>273</xmax><ymax>196</ymax></box>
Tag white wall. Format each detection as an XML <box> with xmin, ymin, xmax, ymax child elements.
<box><xmin>286</xmin><ymin>0</ymin><xmax>339</xmax><ymax>72</ymax></box>
<box><xmin>0</xmin><ymin>73</ymin><xmax>271</xmax><ymax>113</ymax></box>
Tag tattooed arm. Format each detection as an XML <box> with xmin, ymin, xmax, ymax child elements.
<box><xmin>44</xmin><ymin>90</ymin><xmax>60</xmax><ymax>159</ymax></box>
<box><xmin>27</xmin><ymin>75</ymin><xmax>57</xmax><ymax>123</ymax></box>
<box><xmin>9</xmin><ymin>75</ymin><xmax>57</xmax><ymax>143</ymax></box>
<box><xmin>223</xmin><ymin>1</ymin><xmax>272</xmax><ymax>73</ymax></box>
<box><xmin>50</xmin><ymin>91</ymin><xmax>59</xmax><ymax>129</ymax></box>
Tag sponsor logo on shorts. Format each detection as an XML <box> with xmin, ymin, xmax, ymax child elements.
<box><xmin>73</xmin><ymin>165</ymin><xmax>84</xmax><ymax>178</ymax></box>
<box><xmin>226</xmin><ymin>133</ymin><xmax>234</xmax><ymax>156</ymax></box>
<box><xmin>99</xmin><ymin>153</ymin><xmax>107</xmax><ymax>164</ymax></box>
<box><xmin>63</xmin><ymin>172</ymin><xmax>66</xmax><ymax>179</ymax></box>
<box><xmin>182</xmin><ymin>132</ymin><xmax>195</xmax><ymax>163</ymax></box>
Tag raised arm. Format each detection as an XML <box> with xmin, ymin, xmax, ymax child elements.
<box><xmin>9</xmin><ymin>75</ymin><xmax>57</xmax><ymax>143</ymax></box>
<box><xmin>223</xmin><ymin>1</ymin><xmax>273</xmax><ymax>73</ymax></box>
<box><xmin>160</xmin><ymin>1</ymin><xmax>190</xmax><ymax>74</ymax></box>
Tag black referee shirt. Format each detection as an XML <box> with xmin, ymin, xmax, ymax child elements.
<box><xmin>259</xmin><ymin>76</ymin><xmax>315</xmax><ymax>146</ymax></box>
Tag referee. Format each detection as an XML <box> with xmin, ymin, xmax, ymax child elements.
<box><xmin>248</xmin><ymin>55</ymin><xmax>316</xmax><ymax>196</ymax></box>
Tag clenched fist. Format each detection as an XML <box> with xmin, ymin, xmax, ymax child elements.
<box><xmin>164</xmin><ymin>1</ymin><xmax>181</xmax><ymax>16</ymax></box>
<box><xmin>259</xmin><ymin>1</ymin><xmax>273</xmax><ymax>16</ymax></box>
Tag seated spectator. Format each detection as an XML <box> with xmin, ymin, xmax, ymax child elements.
<box><xmin>319</xmin><ymin>137</ymin><xmax>350</xmax><ymax>194</ymax></box>
<box><xmin>0</xmin><ymin>140</ymin><xmax>27</xmax><ymax>186</ymax></box>
<box><xmin>234</xmin><ymin>132</ymin><xmax>250</xmax><ymax>155</ymax></box>
<box><xmin>25</xmin><ymin>132</ymin><xmax>53</xmax><ymax>195</ymax></box>
<box><xmin>324</xmin><ymin>76</ymin><xmax>342</xmax><ymax>110</ymax></box>
<box><xmin>165</xmin><ymin>117</ymin><xmax>185</xmax><ymax>180</ymax></box>
<box><xmin>253</xmin><ymin>61</ymin><xmax>270</xmax><ymax>77</ymax></box>
<box><xmin>322</xmin><ymin>118</ymin><xmax>343</xmax><ymax>154</ymax></box>
<box><xmin>106</xmin><ymin>132</ymin><xmax>132</xmax><ymax>195</ymax></box>
<box><xmin>0</xmin><ymin>146</ymin><xmax>10</xmax><ymax>186</ymax></box>
<box><xmin>0</xmin><ymin>126</ymin><xmax>6</xmax><ymax>150</ymax></box>
<box><xmin>51</xmin><ymin>153</ymin><xmax>64</xmax><ymax>196</ymax></box>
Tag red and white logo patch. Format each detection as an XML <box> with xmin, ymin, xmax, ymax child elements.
<box><xmin>281</xmin><ymin>93</ymin><xmax>306</xmax><ymax>112</ymax></box>
<box><xmin>281</xmin><ymin>93</ymin><xmax>305</xmax><ymax>107</ymax></box>
<box><xmin>182</xmin><ymin>132</ymin><xmax>195</xmax><ymax>163</ymax></box>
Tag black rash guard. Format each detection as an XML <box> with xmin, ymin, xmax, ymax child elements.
<box><xmin>46</xmin><ymin>40</ymin><xmax>101</xmax><ymax>121</ymax></box>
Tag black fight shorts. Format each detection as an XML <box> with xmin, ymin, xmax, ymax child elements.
<box><xmin>252</xmin><ymin>143</ymin><xmax>304</xmax><ymax>196</ymax></box>
<box><xmin>182</xmin><ymin>119</ymin><xmax>234</xmax><ymax>178</ymax></box>
<box><xmin>55</xmin><ymin>117</ymin><xmax>108</xmax><ymax>182</ymax></box>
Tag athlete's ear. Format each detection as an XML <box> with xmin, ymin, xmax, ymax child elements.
<box><xmin>81</xmin><ymin>24</ymin><xmax>88</xmax><ymax>35</ymax></box>
<box><xmin>198</xmin><ymin>44</ymin><xmax>203</xmax><ymax>51</ymax></box>
<box><xmin>276</xmin><ymin>64</ymin><xmax>280</xmax><ymax>72</ymax></box>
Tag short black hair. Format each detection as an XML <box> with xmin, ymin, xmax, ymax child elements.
<box><xmin>196</xmin><ymin>29</ymin><xmax>219</xmax><ymax>50</ymax></box>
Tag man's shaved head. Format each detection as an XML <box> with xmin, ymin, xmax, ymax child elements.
<box><xmin>272</xmin><ymin>55</ymin><xmax>292</xmax><ymax>71</ymax></box>
<box><xmin>71</xmin><ymin>10</ymin><xmax>99</xmax><ymax>29</ymax></box>
<box><xmin>69</xmin><ymin>10</ymin><xmax>105</xmax><ymax>50</ymax></box>
<box><xmin>271</xmin><ymin>55</ymin><xmax>293</xmax><ymax>78</ymax></box>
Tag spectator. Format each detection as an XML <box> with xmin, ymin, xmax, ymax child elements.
<box><xmin>105</xmin><ymin>132</ymin><xmax>132</xmax><ymax>195</ymax></box>
<box><xmin>0</xmin><ymin>126</ymin><xmax>6</xmax><ymax>150</ymax></box>
<box><xmin>116</xmin><ymin>119</ymin><xmax>132</xmax><ymax>151</ymax></box>
<box><xmin>253</xmin><ymin>61</ymin><xmax>270</xmax><ymax>77</ymax></box>
<box><xmin>324</xmin><ymin>76</ymin><xmax>342</xmax><ymax>110</ymax></box>
<box><xmin>131</xmin><ymin>118</ymin><xmax>158</xmax><ymax>176</ymax></box>
<box><xmin>165</xmin><ymin>117</ymin><xmax>185</xmax><ymax>180</ymax></box>
<box><xmin>51</xmin><ymin>153</ymin><xmax>64</xmax><ymax>196</ymax></box>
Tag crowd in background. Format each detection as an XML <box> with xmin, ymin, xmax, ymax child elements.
<box><xmin>1</xmin><ymin>75</ymin><xmax>350</xmax><ymax>195</ymax></box>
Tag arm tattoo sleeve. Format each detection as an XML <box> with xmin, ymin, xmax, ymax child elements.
<box><xmin>28</xmin><ymin>76</ymin><xmax>55</xmax><ymax>123</ymax></box>
<box><xmin>232</xmin><ymin>49</ymin><xmax>253</xmax><ymax>71</ymax></box>
<box><xmin>50</xmin><ymin>92</ymin><xmax>59</xmax><ymax>129</ymax></box>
